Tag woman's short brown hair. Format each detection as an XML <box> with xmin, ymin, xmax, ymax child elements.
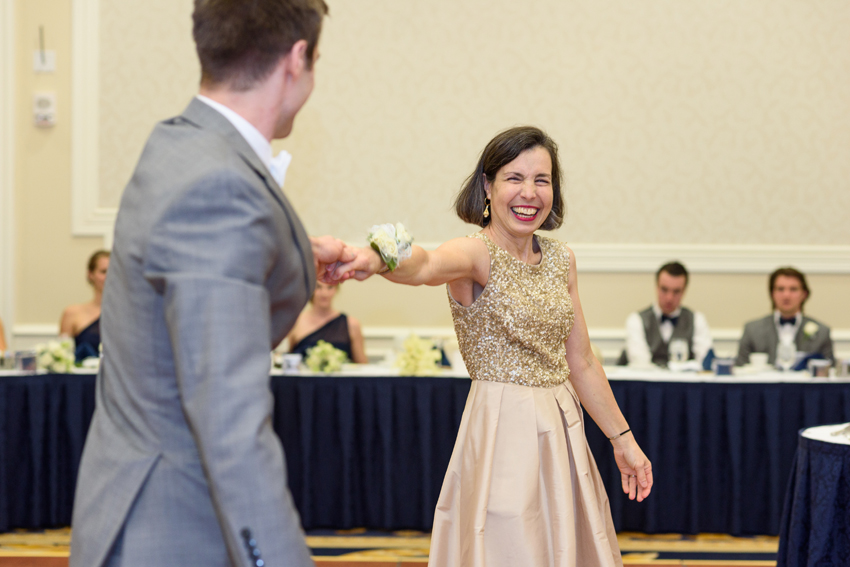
<box><xmin>193</xmin><ymin>0</ymin><xmax>329</xmax><ymax>91</ymax></box>
<box><xmin>454</xmin><ymin>126</ymin><xmax>564</xmax><ymax>230</ymax></box>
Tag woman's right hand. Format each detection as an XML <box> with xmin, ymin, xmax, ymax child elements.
<box><xmin>611</xmin><ymin>435</ymin><xmax>653</xmax><ymax>502</ymax></box>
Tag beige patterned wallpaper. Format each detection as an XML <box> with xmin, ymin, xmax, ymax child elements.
<box><xmin>8</xmin><ymin>0</ymin><xmax>850</xmax><ymax>336</ymax></box>
<box><xmin>99</xmin><ymin>0</ymin><xmax>850</xmax><ymax>246</ymax></box>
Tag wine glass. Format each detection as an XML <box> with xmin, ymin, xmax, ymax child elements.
<box><xmin>776</xmin><ymin>342</ymin><xmax>796</xmax><ymax>372</ymax></box>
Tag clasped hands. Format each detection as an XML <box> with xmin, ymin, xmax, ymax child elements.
<box><xmin>310</xmin><ymin>236</ymin><xmax>383</xmax><ymax>284</ymax></box>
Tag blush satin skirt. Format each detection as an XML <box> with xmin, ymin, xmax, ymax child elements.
<box><xmin>428</xmin><ymin>379</ymin><xmax>622</xmax><ymax>567</ymax></box>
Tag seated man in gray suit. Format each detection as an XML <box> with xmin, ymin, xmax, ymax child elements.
<box><xmin>69</xmin><ymin>1</ymin><xmax>354</xmax><ymax>566</ymax></box>
<box><xmin>735</xmin><ymin>267</ymin><xmax>833</xmax><ymax>367</ymax></box>
<box><xmin>623</xmin><ymin>261</ymin><xmax>713</xmax><ymax>367</ymax></box>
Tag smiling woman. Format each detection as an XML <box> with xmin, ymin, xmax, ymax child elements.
<box><xmin>335</xmin><ymin>126</ymin><xmax>653</xmax><ymax>567</ymax></box>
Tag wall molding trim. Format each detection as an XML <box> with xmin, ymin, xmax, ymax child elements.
<box><xmin>13</xmin><ymin>323</ymin><xmax>849</xmax><ymax>361</ymax></box>
<box><xmin>0</xmin><ymin>0</ymin><xmax>15</xmax><ymax>336</ymax></box>
<box><xmin>416</xmin><ymin>242</ymin><xmax>850</xmax><ymax>274</ymax></box>
<box><xmin>71</xmin><ymin>0</ymin><xmax>113</xmax><ymax>242</ymax></box>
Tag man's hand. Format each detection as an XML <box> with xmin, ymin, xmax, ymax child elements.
<box><xmin>309</xmin><ymin>236</ymin><xmax>355</xmax><ymax>283</ymax></box>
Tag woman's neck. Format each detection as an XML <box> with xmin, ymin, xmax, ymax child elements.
<box><xmin>310</xmin><ymin>304</ymin><xmax>337</xmax><ymax>319</ymax></box>
<box><xmin>483</xmin><ymin>225</ymin><xmax>538</xmax><ymax>263</ymax></box>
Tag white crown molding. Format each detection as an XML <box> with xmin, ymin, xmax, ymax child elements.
<box><xmin>415</xmin><ymin>242</ymin><xmax>850</xmax><ymax>274</ymax></box>
<box><xmin>0</xmin><ymin>0</ymin><xmax>15</xmax><ymax>332</ymax></box>
<box><xmin>71</xmin><ymin>0</ymin><xmax>114</xmax><ymax>239</ymax></box>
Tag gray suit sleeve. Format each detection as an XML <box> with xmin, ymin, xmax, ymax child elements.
<box><xmin>143</xmin><ymin>171</ymin><xmax>313</xmax><ymax>567</ymax></box>
<box><xmin>818</xmin><ymin>327</ymin><xmax>834</xmax><ymax>362</ymax></box>
<box><xmin>735</xmin><ymin>323</ymin><xmax>755</xmax><ymax>367</ymax></box>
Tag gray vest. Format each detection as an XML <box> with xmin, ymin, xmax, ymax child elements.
<box><xmin>640</xmin><ymin>306</ymin><xmax>695</xmax><ymax>366</ymax></box>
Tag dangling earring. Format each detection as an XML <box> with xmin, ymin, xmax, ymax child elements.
<box><xmin>483</xmin><ymin>198</ymin><xmax>490</xmax><ymax>219</ymax></box>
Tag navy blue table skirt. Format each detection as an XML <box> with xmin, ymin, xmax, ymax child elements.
<box><xmin>777</xmin><ymin>429</ymin><xmax>850</xmax><ymax>566</ymax></box>
<box><xmin>2</xmin><ymin>373</ymin><xmax>850</xmax><ymax>534</ymax></box>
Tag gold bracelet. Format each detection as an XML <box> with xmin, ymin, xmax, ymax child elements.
<box><xmin>608</xmin><ymin>428</ymin><xmax>631</xmax><ymax>441</ymax></box>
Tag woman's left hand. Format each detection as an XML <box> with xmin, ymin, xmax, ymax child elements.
<box><xmin>611</xmin><ymin>435</ymin><xmax>653</xmax><ymax>502</ymax></box>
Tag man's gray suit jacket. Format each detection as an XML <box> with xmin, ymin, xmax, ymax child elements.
<box><xmin>69</xmin><ymin>98</ymin><xmax>316</xmax><ymax>567</ymax></box>
<box><xmin>735</xmin><ymin>314</ymin><xmax>833</xmax><ymax>367</ymax></box>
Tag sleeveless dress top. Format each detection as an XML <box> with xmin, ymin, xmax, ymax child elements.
<box><xmin>449</xmin><ymin>232</ymin><xmax>575</xmax><ymax>388</ymax></box>
<box><xmin>290</xmin><ymin>313</ymin><xmax>353</xmax><ymax>361</ymax></box>
<box><xmin>430</xmin><ymin>232</ymin><xmax>621</xmax><ymax>567</ymax></box>
<box><xmin>74</xmin><ymin>317</ymin><xmax>101</xmax><ymax>363</ymax></box>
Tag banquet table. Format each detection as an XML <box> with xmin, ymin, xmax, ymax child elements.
<box><xmin>776</xmin><ymin>423</ymin><xmax>850</xmax><ymax>566</ymax></box>
<box><xmin>1</xmin><ymin>368</ymin><xmax>849</xmax><ymax>535</ymax></box>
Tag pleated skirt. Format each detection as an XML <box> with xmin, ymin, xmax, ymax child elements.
<box><xmin>428</xmin><ymin>379</ymin><xmax>622</xmax><ymax>567</ymax></box>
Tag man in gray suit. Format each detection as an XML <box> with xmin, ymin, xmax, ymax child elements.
<box><xmin>735</xmin><ymin>267</ymin><xmax>833</xmax><ymax>367</ymax></box>
<box><xmin>70</xmin><ymin>1</ymin><xmax>343</xmax><ymax>565</ymax></box>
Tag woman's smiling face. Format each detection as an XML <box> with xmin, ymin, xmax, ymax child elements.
<box><xmin>484</xmin><ymin>145</ymin><xmax>553</xmax><ymax>237</ymax></box>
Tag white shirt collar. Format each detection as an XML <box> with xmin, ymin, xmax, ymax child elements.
<box><xmin>195</xmin><ymin>95</ymin><xmax>290</xmax><ymax>187</ymax></box>
<box><xmin>652</xmin><ymin>304</ymin><xmax>681</xmax><ymax>320</ymax></box>
<box><xmin>774</xmin><ymin>310</ymin><xmax>801</xmax><ymax>325</ymax></box>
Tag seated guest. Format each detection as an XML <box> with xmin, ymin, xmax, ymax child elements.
<box><xmin>59</xmin><ymin>250</ymin><xmax>109</xmax><ymax>362</ymax></box>
<box><xmin>0</xmin><ymin>315</ymin><xmax>7</xmax><ymax>352</ymax></box>
<box><xmin>286</xmin><ymin>282</ymin><xmax>368</xmax><ymax>363</ymax></box>
<box><xmin>623</xmin><ymin>261</ymin><xmax>712</xmax><ymax>366</ymax></box>
<box><xmin>735</xmin><ymin>267</ymin><xmax>833</xmax><ymax>366</ymax></box>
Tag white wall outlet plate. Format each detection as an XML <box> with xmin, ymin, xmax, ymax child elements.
<box><xmin>33</xmin><ymin>50</ymin><xmax>56</xmax><ymax>73</ymax></box>
<box><xmin>33</xmin><ymin>92</ymin><xmax>57</xmax><ymax>127</ymax></box>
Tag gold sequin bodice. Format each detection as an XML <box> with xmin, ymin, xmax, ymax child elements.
<box><xmin>448</xmin><ymin>232</ymin><xmax>575</xmax><ymax>388</ymax></box>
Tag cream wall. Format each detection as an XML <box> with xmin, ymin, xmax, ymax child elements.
<box><xmin>12</xmin><ymin>0</ymin><xmax>103</xmax><ymax>335</ymax></box>
<box><xmin>7</xmin><ymin>0</ymin><xmax>850</xmax><ymax>353</ymax></box>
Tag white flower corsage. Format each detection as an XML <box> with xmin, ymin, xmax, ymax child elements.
<box><xmin>36</xmin><ymin>339</ymin><xmax>76</xmax><ymax>373</ymax></box>
<box><xmin>803</xmin><ymin>321</ymin><xmax>819</xmax><ymax>338</ymax></box>
<box><xmin>367</xmin><ymin>222</ymin><xmax>414</xmax><ymax>272</ymax></box>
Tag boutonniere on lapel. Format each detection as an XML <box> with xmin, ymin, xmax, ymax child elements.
<box><xmin>803</xmin><ymin>321</ymin><xmax>819</xmax><ymax>338</ymax></box>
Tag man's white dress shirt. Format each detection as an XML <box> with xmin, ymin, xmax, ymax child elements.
<box><xmin>196</xmin><ymin>95</ymin><xmax>291</xmax><ymax>187</ymax></box>
<box><xmin>625</xmin><ymin>304</ymin><xmax>713</xmax><ymax>366</ymax></box>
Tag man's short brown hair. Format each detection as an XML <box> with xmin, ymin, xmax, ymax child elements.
<box><xmin>193</xmin><ymin>0</ymin><xmax>328</xmax><ymax>91</ymax></box>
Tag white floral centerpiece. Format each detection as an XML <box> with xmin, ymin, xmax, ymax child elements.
<box><xmin>395</xmin><ymin>334</ymin><xmax>442</xmax><ymax>376</ymax></box>
<box><xmin>304</xmin><ymin>340</ymin><xmax>348</xmax><ymax>374</ymax></box>
<box><xmin>36</xmin><ymin>339</ymin><xmax>76</xmax><ymax>373</ymax></box>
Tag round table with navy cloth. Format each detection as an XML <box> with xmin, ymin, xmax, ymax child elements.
<box><xmin>776</xmin><ymin>424</ymin><xmax>850</xmax><ymax>566</ymax></box>
<box><xmin>1</xmin><ymin>371</ymin><xmax>849</xmax><ymax>535</ymax></box>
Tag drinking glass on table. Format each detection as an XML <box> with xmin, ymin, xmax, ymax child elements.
<box><xmin>776</xmin><ymin>342</ymin><xmax>796</xmax><ymax>371</ymax></box>
<box><xmin>668</xmin><ymin>339</ymin><xmax>688</xmax><ymax>363</ymax></box>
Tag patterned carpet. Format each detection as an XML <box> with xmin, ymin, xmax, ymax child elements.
<box><xmin>0</xmin><ymin>527</ymin><xmax>778</xmax><ymax>566</ymax></box>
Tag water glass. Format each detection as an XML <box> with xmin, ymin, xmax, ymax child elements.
<box><xmin>668</xmin><ymin>339</ymin><xmax>688</xmax><ymax>363</ymax></box>
<box><xmin>776</xmin><ymin>342</ymin><xmax>796</xmax><ymax>372</ymax></box>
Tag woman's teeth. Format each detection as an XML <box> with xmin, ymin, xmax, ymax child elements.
<box><xmin>511</xmin><ymin>207</ymin><xmax>538</xmax><ymax>219</ymax></box>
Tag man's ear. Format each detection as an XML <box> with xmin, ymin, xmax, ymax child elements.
<box><xmin>283</xmin><ymin>39</ymin><xmax>309</xmax><ymax>79</ymax></box>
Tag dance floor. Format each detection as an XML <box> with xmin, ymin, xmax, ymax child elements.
<box><xmin>0</xmin><ymin>528</ymin><xmax>779</xmax><ymax>566</ymax></box>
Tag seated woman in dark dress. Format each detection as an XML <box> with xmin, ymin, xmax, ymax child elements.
<box><xmin>59</xmin><ymin>250</ymin><xmax>110</xmax><ymax>362</ymax></box>
<box><xmin>286</xmin><ymin>282</ymin><xmax>368</xmax><ymax>363</ymax></box>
